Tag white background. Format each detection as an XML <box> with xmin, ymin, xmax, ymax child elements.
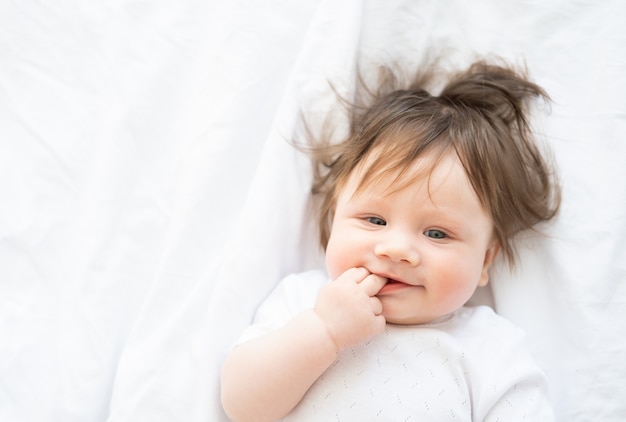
<box><xmin>1</xmin><ymin>1</ymin><xmax>625</xmax><ymax>420</ymax></box>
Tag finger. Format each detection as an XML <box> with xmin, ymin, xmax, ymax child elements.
<box><xmin>353</xmin><ymin>267</ymin><xmax>371</xmax><ymax>283</ymax></box>
<box><xmin>335</xmin><ymin>267</ymin><xmax>369</xmax><ymax>284</ymax></box>
<box><xmin>361</xmin><ymin>273</ymin><xmax>388</xmax><ymax>296</ymax></box>
<box><xmin>373</xmin><ymin>314</ymin><xmax>387</xmax><ymax>333</ymax></box>
<box><xmin>370</xmin><ymin>297</ymin><xmax>383</xmax><ymax>315</ymax></box>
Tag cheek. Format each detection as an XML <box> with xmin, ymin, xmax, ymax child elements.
<box><xmin>324</xmin><ymin>225</ymin><xmax>365</xmax><ymax>280</ymax></box>
<box><xmin>324</xmin><ymin>232</ymin><xmax>346</xmax><ymax>281</ymax></box>
<box><xmin>325</xmin><ymin>257</ymin><xmax>341</xmax><ymax>282</ymax></box>
<box><xmin>431</xmin><ymin>251</ymin><xmax>485</xmax><ymax>303</ymax></box>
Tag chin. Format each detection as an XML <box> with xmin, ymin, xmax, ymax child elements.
<box><xmin>382</xmin><ymin>304</ymin><xmax>448</xmax><ymax>325</ymax></box>
<box><xmin>380</xmin><ymin>297</ymin><xmax>430</xmax><ymax>325</ymax></box>
<box><xmin>383</xmin><ymin>313</ymin><xmax>426</xmax><ymax>325</ymax></box>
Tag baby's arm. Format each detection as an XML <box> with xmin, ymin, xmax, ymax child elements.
<box><xmin>220</xmin><ymin>268</ymin><xmax>386</xmax><ymax>422</ymax></box>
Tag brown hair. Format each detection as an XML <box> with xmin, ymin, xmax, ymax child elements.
<box><xmin>303</xmin><ymin>58</ymin><xmax>561</xmax><ymax>267</ymax></box>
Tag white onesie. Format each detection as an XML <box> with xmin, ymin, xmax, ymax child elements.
<box><xmin>237</xmin><ymin>269</ymin><xmax>554</xmax><ymax>421</ymax></box>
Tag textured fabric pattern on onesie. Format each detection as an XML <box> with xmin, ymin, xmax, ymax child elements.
<box><xmin>285</xmin><ymin>321</ymin><xmax>473</xmax><ymax>421</ymax></box>
<box><xmin>239</xmin><ymin>270</ymin><xmax>554</xmax><ymax>421</ymax></box>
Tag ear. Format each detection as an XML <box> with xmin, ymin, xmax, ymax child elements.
<box><xmin>478</xmin><ymin>241</ymin><xmax>500</xmax><ymax>287</ymax></box>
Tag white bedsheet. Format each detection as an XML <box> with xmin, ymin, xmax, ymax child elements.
<box><xmin>1</xmin><ymin>1</ymin><xmax>625</xmax><ymax>421</ymax></box>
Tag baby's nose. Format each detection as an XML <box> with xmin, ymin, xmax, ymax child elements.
<box><xmin>374</xmin><ymin>231</ymin><xmax>419</xmax><ymax>265</ymax></box>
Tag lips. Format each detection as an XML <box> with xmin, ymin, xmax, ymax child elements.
<box><xmin>377</xmin><ymin>279</ymin><xmax>411</xmax><ymax>295</ymax></box>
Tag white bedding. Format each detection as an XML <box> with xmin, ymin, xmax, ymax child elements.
<box><xmin>1</xmin><ymin>1</ymin><xmax>625</xmax><ymax>421</ymax></box>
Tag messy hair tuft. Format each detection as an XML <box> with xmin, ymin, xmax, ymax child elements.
<box><xmin>299</xmin><ymin>56</ymin><xmax>561</xmax><ymax>267</ymax></box>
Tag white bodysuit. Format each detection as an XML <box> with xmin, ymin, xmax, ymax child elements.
<box><xmin>237</xmin><ymin>270</ymin><xmax>554</xmax><ymax>421</ymax></box>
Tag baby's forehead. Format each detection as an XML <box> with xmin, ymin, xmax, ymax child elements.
<box><xmin>347</xmin><ymin>148</ymin><xmax>459</xmax><ymax>197</ymax></box>
<box><xmin>337</xmin><ymin>150</ymin><xmax>492</xmax><ymax>230</ymax></box>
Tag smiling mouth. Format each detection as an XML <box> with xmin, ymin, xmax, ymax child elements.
<box><xmin>378</xmin><ymin>279</ymin><xmax>411</xmax><ymax>295</ymax></box>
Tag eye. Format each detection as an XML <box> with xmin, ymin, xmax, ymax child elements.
<box><xmin>424</xmin><ymin>229</ymin><xmax>447</xmax><ymax>239</ymax></box>
<box><xmin>366</xmin><ymin>216</ymin><xmax>386</xmax><ymax>226</ymax></box>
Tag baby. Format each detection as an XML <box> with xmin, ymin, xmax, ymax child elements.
<box><xmin>221</xmin><ymin>58</ymin><xmax>561</xmax><ymax>421</ymax></box>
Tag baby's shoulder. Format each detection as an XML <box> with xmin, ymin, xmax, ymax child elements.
<box><xmin>447</xmin><ymin>306</ymin><xmax>530</xmax><ymax>359</ymax></box>
<box><xmin>278</xmin><ymin>269</ymin><xmax>329</xmax><ymax>296</ymax></box>
<box><xmin>281</xmin><ymin>268</ymin><xmax>329</xmax><ymax>287</ymax></box>
<box><xmin>267</xmin><ymin>269</ymin><xmax>329</xmax><ymax>312</ymax></box>
<box><xmin>454</xmin><ymin>305</ymin><xmax>523</xmax><ymax>335</ymax></box>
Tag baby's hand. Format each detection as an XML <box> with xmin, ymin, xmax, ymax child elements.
<box><xmin>314</xmin><ymin>267</ymin><xmax>387</xmax><ymax>351</ymax></box>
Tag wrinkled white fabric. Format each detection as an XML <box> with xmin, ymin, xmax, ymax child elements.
<box><xmin>1</xmin><ymin>1</ymin><xmax>625</xmax><ymax>421</ymax></box>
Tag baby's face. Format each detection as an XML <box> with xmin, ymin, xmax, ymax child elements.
<box><xmin>325</xmin><ymin>151</ymin><xmax>499</xmax><ymax>325</ymax></box>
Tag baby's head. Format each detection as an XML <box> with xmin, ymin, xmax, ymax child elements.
<box><xmin>314</xmin><ymin>60</ymin><xmax>561</xmax><ymax>268</ymax></box>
